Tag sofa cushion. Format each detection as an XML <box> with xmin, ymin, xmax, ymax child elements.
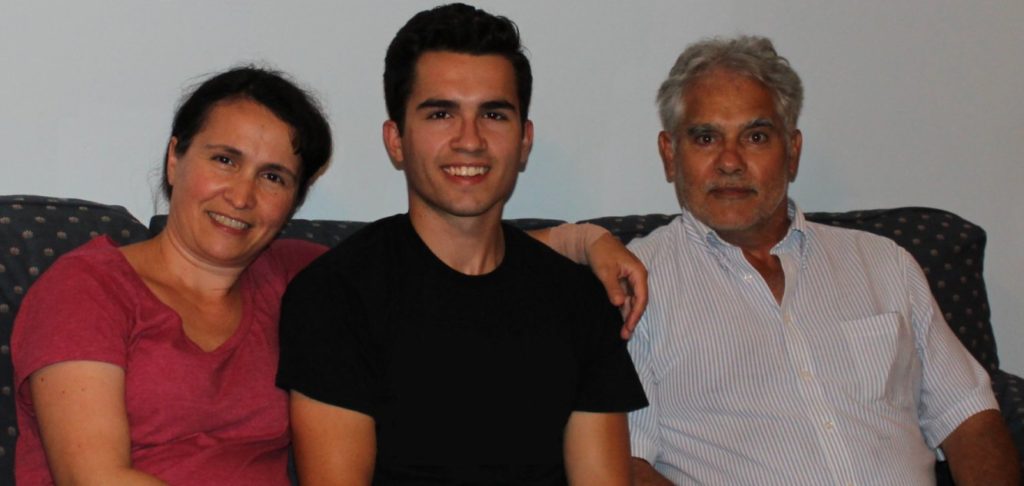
<box><xmin>0</xmin><ymin>195</ymin><xmax>149</xmax><ymax>479</ymax></box>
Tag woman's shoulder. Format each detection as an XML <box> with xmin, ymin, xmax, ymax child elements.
<box><xmin>253</xmin><ymin>238</ymin><xmax>330</xmax><ymax>282</ymax></box>
<box><xmin>38</xmin><ymin>236</ymin><xmax>138</xmax><ymax>289</ymax></box>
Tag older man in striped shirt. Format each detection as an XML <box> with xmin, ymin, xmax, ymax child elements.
<box><xmin>626</xmin><ymin>35</ymin><xmax>1018</xmax><ymax>485</ymax></box>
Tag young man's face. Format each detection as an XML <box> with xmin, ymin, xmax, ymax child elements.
<box><xmin>383</xmin><ymin>51</ymin><xmax>533</xmax><ymax>223</ymax></box>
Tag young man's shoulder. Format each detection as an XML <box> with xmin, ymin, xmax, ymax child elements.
<box><xmin>503</xmin><ymin>223</ymin><xmax>595</xmax><ymax>282</ymax></box>
<box><xmin>296</xmin><ymin>214</ymin><xmax>409</xmax><ymax>278</ymax></box>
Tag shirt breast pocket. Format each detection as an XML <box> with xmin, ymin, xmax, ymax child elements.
<box><xmin>838</xmin><ymin>312</ymin><xmax>919</xmax><ymax>409</ymax></box>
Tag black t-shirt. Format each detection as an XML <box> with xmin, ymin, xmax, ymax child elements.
<box><xmin>277</xmin><ymin>214</ymin><xmax>647</xmax><ymax>485</ymax></box>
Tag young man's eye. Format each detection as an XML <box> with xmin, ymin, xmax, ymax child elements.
<box><xmin>427</xmin><ymin>111</ymin><xmax>451</xmax><ymax>120</ymax></box>
<box><xmin>483</xmin><ymin>112</ymin><xmax>508</xmax><ymax>121</ymax></box>
<box><xmin>213</xmin><ymin>155</ymin><xmax>233</xmax><ymax>165</ymax></box>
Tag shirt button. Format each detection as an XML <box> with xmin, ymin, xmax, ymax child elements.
<box><xmin>743</xmin><ymin>274</ymin><xmax>754</xmax><ymax>282</ymax></box>
<box><xmin>824</xmin><ymin>420</ymin><xmax>835</xmax><ymax>430</ymax></box>
<box><xmin>783</xmin><ymin>312</ymin><xmax>793</xmax><ymax>325</ymax></box>
<box><xmin>800</xmin><ymin>370</ymin><xmax>813</xmax><ymax>382</ymax></box>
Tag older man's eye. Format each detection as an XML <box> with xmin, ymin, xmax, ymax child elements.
<box><xmin>749</xmin><ymin>132</ymin><xmax>769</xmax><ymax>144</ymax></box>
<box><xmin>693</xmin><ymin>134</ymin><xmax>715</xmax><ymax>145</ymax></box>
<box><xmin>213</xmin><ymin>155</ymin><xmax>233</xmax><ymax>165</ymax></box>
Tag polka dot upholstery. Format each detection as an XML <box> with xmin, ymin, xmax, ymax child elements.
<box><xmin>583</xmin><ymin>207</ymin><xmax>1023</xmax><ymax>477</ymax></box>
<box><xmin>0</xmin><ymin>195</ymin><xmax>149</xmax><ymax>481</ymax></box>
<box><xmin>3</xmin><ymin>199</ymin><xmax>1019</xmax><ymax>482</ymax></box>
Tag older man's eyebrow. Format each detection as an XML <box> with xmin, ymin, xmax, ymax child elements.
<box><xmin>743</xmin><ymin>118</ymin><xmax>776</xmax><ymax>130</ymax></box>
<box><xmin>685</xmin><ymin>123</ymin><xmax>720</xmax><ymax>136</ymax></box>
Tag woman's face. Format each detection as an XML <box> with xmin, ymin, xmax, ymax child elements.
<box><xmin>164</xmin><ymin>98</ymin><xmax>302</xmax><ymax>269</ymax></box>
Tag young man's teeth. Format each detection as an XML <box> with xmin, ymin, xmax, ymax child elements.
<box><xmin>209</xmin><ymin>212</ymin><xmax>249</xmax><ymax>230</ymax></box>
<box><xmin>445</xmin><ymin>166</ymin><xmax>489</xmax><ymax>177</ymax></box>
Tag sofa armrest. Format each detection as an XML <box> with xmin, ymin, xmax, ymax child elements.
<box><xmin>992</xmin><ymin>369</ymin><xmax>1024</xmax><ymax>475</ymax></box>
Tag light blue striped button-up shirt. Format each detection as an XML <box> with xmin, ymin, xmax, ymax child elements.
<box><xmin>627</xmin><ymin>202</ymin><xmax>997</xmax><ymax>485</ymax></box>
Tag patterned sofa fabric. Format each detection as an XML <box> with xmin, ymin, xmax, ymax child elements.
<box><xmin>0</xmin><ymin>196</ymin><xmax>1020</xmax><ymax>483</ymax></box>
<box><xmin>0</xmin><ymin>195</ymin><xmax>150</xmax><ymax>480</ymax></box>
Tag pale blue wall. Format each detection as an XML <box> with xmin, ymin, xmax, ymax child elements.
<box><xmin>1</xmin><ymin>0</ymin><xmax>1021</xmax><ymax>373</ymax></box>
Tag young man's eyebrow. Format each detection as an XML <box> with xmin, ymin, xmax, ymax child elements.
<box><xmin>416</xmin><ymin>98</ymin><xmax>458</xmax><ymax>111</ymax></box>
<box><xmin>480</xmin><ymin>100</ymin><xmax>517</xmax><ymax>112</ymax></box>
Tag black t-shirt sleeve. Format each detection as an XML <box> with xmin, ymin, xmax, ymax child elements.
<box><xmin>275</xmin><ymin>261</ymin><xmax>380</xmax><ymax>417</ymax></box>
<box><xmin>572</xmin><ymin>273</ymin><xmax>649</xmax><ymax>413</ymax></box>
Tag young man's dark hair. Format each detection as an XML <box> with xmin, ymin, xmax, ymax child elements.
<box><xmin>383</xmin><ymin>3</ymin><xmax>533</xmax><ymax>131</ymax></box>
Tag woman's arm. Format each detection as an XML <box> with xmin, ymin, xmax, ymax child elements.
<box><xmin>529</xmin><ymin>224</ymin><xmax>648</xmax><ymax>338</ymax></box>
<box><xmin>30</xmin><ymin>360</ymin><xmax>167</xmax><ymax>485</ymax></box>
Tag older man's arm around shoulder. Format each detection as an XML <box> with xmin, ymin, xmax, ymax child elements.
<box><xmin>290</xmin><ymin>391</ymin><xmax>376</xmax><ymax>486</ymax></box>
<box><xmin>941</xmin><ymin>409</ymin><xmax>1020</xmax><ymax>485</ymax></box>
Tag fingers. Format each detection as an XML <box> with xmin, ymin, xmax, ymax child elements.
<box><xmin>622</xmin><ymin>275</ymin><xmax>648</xmax><ymax>339</ymax></box>
<box><xmin>599</xmin><ymin>268</ymin><xmax>628</xmax><ymax>308</ymax></box>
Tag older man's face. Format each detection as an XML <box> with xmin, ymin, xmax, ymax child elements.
<box><xmin>659</xmin><ymin>68</ymin><xmax>802</xmax><ymax>246</ymax></box>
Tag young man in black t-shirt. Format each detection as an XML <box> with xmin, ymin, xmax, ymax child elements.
<box><xmin>276</xmin><ymin>4</ymin><xmax>647</xmax><ymax>484</ymax></box>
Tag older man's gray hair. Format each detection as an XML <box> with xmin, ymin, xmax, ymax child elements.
<box><xmin>657</xmin><ymin>35</ymin><xmax>804</xmax><ymax>139</ymax></box>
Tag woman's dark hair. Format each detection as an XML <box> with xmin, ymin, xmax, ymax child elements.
<box><xmin>162</xmin><ymin>66</ymin><xmax>332</xmax><ymax>205</ymax></box>
<box><xmin>383</xmin><ymin>3</ymin><xmax>532</xmax><ymax>133</ymax></box>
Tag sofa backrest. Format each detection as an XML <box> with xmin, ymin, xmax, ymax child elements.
<box><xmin>0</xmin><ymin>196</ymin><xmax>999</xmax><ymax>483</ymax></box>
<box><xmin>0</xmin><ymin>195</ymin><xmax>149</xmax><ymax>480</ymax></box>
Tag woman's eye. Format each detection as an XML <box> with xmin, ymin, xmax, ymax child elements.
<box><xmin>263</xmin><ymin>173</ymin><xmax>286</xmax><ymax>185</ymax></box>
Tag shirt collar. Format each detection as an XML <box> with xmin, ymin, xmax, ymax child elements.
<box><xmin>681</xmin><ymin>199</ymin><xmax>808</xmax><ymax>257</ymax></box>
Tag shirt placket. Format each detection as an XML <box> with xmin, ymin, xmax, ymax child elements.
<box><xmin>773</xmin><ymin>248</ymin><xmax>860</xmax><ymax>486</ymax></box>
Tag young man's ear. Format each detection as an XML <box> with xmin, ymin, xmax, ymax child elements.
<box><xmin>382</xmin><ymin>120</ymin><xmax>405</xmax><ymax>170</ymax></box>
<box><xmin>518</xmin><ymin>120</ymin><xmax>534</xmax><ymax>172</ymax></box>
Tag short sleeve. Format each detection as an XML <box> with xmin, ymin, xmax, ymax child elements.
<box><xmin>907</xmin><ymin>250</ymin><xmax>998</xmax><ymax>447</ymax></box>
<box><xmin>12</xmin><ymin>251</ymin><xmax>134</xmax><ymax>401</ymax></box>
<box><xmin>275</xmin><ymin>261</ymin><xmax>380</xmax><ymax>417</ymax></box>
<box><xmin>572</xmin><ymin>273</ymin><xmax>648</xmax><ymax>413</ymax></box>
